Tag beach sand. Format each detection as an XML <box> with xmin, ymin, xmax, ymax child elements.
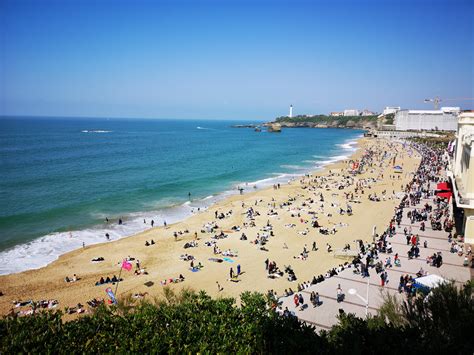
<box><xmin>0</xmin><ymin>137</ymin><xmax>421</xmax><ymax>316</ymax></box>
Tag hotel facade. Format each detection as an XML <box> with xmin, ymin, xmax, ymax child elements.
<box><xmin>449</xmin><ymin>112</ymin><xmax>474</xmax><ymax>243</ymax></box>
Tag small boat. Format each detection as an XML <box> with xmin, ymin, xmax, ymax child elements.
<box><xmin>255</xmin><ymin>127</ymin><xmax>261</xmax><ymax>132</ymax></box>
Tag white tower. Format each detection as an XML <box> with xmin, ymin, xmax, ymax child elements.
<box><xmin>289</xmin><ymin>104</ymin><xmax>293</xmax><ymax>118</ymax></box>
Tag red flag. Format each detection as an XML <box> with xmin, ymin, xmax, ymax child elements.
<box><xmin>122</xmin><ymin>259</ymin><xmax>132</xmax><ymax>271</ymax></box>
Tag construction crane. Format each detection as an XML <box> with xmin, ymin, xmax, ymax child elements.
<box><xmin>424</xmin><ymin>97</ymin><xmax>474</xmax><ymax>110</ymax></box>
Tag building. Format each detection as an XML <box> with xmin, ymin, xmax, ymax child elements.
<box><xmin>394</xmin><ymin>108</ymin><xmax>459</xmax><ymax>131</ymax></box>
<box><xmin>289</xmin><ymin>105</ymin><xmax>293</xmax><ymax>118</ymax></box>
<box><xmin>361</xmin><ymin>109</ymin><xmax>376</xmax><ymax>116</ymax></box>
<box><xmin>344</xmin><ymin>109</ymin><xmax>360</xmax><ymax>116</ymax></box>
<box><xmin>448</xmin><ymin>112</ymin><xmax>474</xmax><ymax>243</ymax></box>
<box><xmin>383</xmin><ymin>106</ymin><xmax>401</xmax><ymax>115</ymax></box>
<box><xmin>330</xmin><ymin>112</ymin><xmax>344</xmax><ymax>117</ymax></box>
<box><xmin>440</xmin><ymin>107</ymin><xmax>461</xmax><ymax>114</ymax></box>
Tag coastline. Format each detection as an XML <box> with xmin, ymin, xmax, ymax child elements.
<box><xmin>0</xmin><ymin>136</ymin><xmax>422</xmax><ymax>317</ymax></box>
<box><xmin>0</xmin><ymin>134</ymin><xmax>362</xmax><ymax>275</ymax></box>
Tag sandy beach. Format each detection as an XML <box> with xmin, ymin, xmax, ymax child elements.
<box><xmin>0</xmin><ymin>137</ymin><xmax>421</xmax><ymax>317</ymax></box>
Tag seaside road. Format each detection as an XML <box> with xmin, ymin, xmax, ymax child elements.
<box><xmin>277</xmin><ymin>160</ymin><xmax>471</xmax><ymax>332</ymax></box>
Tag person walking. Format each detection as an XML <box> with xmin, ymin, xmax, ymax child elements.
<box><xmin>237</xmin><ymin>264</ymin><xmax>241</xmax><ymax>275</ymax></box>
<box><xmin>336</xmin><ymin>284</ymin><xmax>343</xmax><ymax>303</ymax></box>
<box><xmin>230</xmin><ymin>267</ymin><xmax>234</xmax><ymax>279</ymax></box>
<box><xmin>293</xmin><ymin>294</ymin><xmax>299</xmax><ymax>307</ymax></box>
<box><xmin>298</xmin><ymin>293</ymin><xmax>304</xmax><ymax>308</ymax></box>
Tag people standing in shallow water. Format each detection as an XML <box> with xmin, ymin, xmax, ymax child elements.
<box><xmin>119</xmin><ymin>218</ymin><xmax>122</xmax><ymax>225</ymax></box>
<box><xmin>151</xmin><ymin>220</ymin><xmax>154</xmax><ymax>227</ymax></box>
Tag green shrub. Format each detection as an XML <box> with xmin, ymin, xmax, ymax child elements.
<box><xmin>1</xmin><ymin>282</ymin><xmax>472</xmax><ymax>353</ymax></box>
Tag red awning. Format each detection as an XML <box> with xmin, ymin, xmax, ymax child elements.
<box><xmin>437</xmin><ymin>182</ymin><xmax>451</xmax><ymax>191</ymax></box>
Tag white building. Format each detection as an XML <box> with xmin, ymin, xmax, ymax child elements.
<box><xmin>394</xmin><ymin>109</ymin><xmax>458</xmax><ymax>131</ymax></box>
<box><xmin>448</xmin><ymin>112</ymin><xmax>474</xmax><ymax>243</ymax></box>
<box><xmin>440</xmin><ymin>107</ymin><xmax>461</xmax><ymax>114</ymax></box>
<box><xmin>383</xmin><ymin>107</ymin><xmax>401</xmax><ymax>115</ymax></box>
<box><xmin>289</xmin><ymin>105</ymin><xmax>293</xmax><ymax>118</ymax></box>
<box><xmin>344</xmin><ymin>109</ymin><xmax>360</xmax><ymax>116</ymax></box>
<box><xmin>330</xmin><ymin>112</ymin><xmax>344</xmax><ymax>117</ymax></box>
<box><xmin>361</xmin><ymin>109</ymin><xmax>376</xmax><ymax>116</ymax></box>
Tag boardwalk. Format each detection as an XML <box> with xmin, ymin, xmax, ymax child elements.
<box><xmin>277</xmin><ymin>147</ymin><xmax>472</xmax><ymax>332</ymax></box>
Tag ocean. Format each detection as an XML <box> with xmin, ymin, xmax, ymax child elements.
<box><xmin>0</xmin><ymin>117</ymin><xmax>363</xmax><ymax>274</ymax></box>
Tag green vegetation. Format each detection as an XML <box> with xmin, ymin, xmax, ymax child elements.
<box><xmin>383</xmin><ymin>113</ymin><xmax>395</xmax><ymax>125</ymax></box>
<box><xmin>1</xmin><ymin>282</ymin><xmax>473</xmax><ymax>353</ymax></box>
<box><xmin>275</xmin><ymin>114</ymin><xmax>379</xmax><ymax>126</ymax></box>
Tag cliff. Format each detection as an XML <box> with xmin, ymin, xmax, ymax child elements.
<box><xmin>268</xmin><ymin>114</ymin><xmax>392</xmax><ymax>130</ymax></box>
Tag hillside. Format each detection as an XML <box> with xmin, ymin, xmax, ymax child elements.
<box><xmin>272</xmin><ymin>114</ymin><xmax>394</xmax><ymax>129</ymax></box>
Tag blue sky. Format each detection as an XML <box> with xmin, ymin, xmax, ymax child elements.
<box><xmin>0</xmin><ymin>0</ymin><xmax>472</xmax><ymax>119</ymax></box>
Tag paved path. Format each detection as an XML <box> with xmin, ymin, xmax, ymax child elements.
<box><xmin>277</xmin><ymin>162</ymin><xmax>472</xmax><ymax>332</ymax></box>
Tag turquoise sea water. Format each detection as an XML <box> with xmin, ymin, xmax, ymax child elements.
<box><xmin>0</xmin><ymin>117</ymin><xmax>363</xmax><ymax>274</ymax></box>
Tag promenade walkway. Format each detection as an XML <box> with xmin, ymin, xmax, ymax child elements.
<box><xmin>277</xmin><ymin>147</ymin><xmax>472</xmax><ymax>332</ymax></box>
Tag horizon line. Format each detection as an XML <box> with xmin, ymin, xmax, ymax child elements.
<box><xmin>0</xmin><ymin>114</ymin><xmax>268</xmax><ymax>121</ymax></box>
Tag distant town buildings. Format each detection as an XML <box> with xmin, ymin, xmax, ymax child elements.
<box><xmin>394</xmin><ymin>107</ymin><xmax>460</xmax><ymax>131</ymax></box>
<box><xmin>361</xmin><ymin>109</ymin><xmax>376</xmax><ymax>116</ymax></box>
<box><xmin>383</xmin><ymin>106</ymin><xmax>401</xmax><ymax>115</ymax></box>
<box><xmin>329</xmin><ymin>109</ymin><xmax>377</xmax><ymax>117</ymax></box>
<box><xmin>343</xmin><ymin>109</ymin><xmax>360</xmax><ymax>116</ymax></box>
<box><xmin>449</xmin><ymin>112</ymin><xmax>474</xmax><ymax>243</ymax></box>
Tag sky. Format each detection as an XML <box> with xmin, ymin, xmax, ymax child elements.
<box><xmin>0</xmin><ymin>0</ymin><xmax>473</xmax><ymax>120</ymax></box>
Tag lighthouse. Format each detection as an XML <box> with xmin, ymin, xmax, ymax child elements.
<box><xmin>289</xmin><ymin>104</ymin><xmax>293</xmax><ymax>118</ymax></box>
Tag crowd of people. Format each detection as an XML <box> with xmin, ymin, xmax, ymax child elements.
<box><xmin>277</xmin><ymin>139</ymin><xmax>471</xmax><ymax>322</ymax></box>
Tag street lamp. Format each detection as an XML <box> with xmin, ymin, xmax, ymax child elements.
<box><xmin>348</xmin><ymin>277</ymin><xmax>370</xmax><ymax>317</ymax></box>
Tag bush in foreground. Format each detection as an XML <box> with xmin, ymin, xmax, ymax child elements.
<box><xmin>0</xmin><ymin>289</ymin><xmax>323</xmax><ymax>353</ymax></box>
<box><xmin>1</xmin><ymin>282</ymin><xmax>473</xmax><ymax>353</ymax></box>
